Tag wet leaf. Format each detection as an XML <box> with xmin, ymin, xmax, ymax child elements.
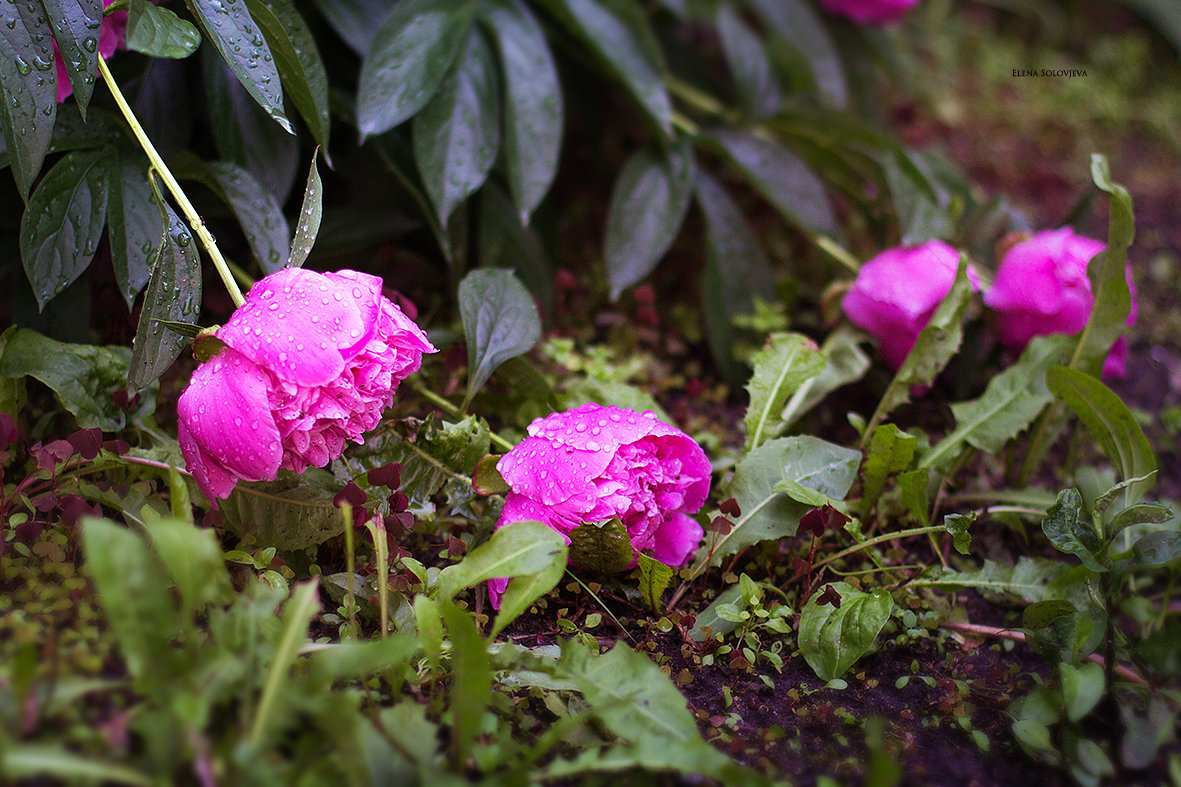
<box><xmin>42</xmin><ymin>0</ymin><xmax>103</xmax><ymax>112</ymax></box>
<box><xmin>568</xmin><ymin>517</ymin><xmax>633</xmax><ymax>575</ymax></box>
<box><xmin>1132</xmin><ymin>530</ymin><xmax>1181</xmax><ymax>568</ymax></box>
<box><xmin>1041</xmin><ymin>488</ymin><xmax>1105</xmax><ymax>572</ymax></box>
<box><xmin>127</xmin><ymin>0</ymin><xmax>201</xmax><ymax>58</ymax></box>
<box><xmin>603</xmin><ymin>140</ymin><xmax>694</xmax><ymax>299</ymax></box>
<box><xmin>287</xmin><ymin>149</ymin><xmax>321</xmax><ymax>268</ymax></box>
<box><xmin>458</xmin><ymin>268</ymin><xmax>541</xmax><ymax>403</ymax></box>
<box><xmin>746</xmin><ymin>0</ymin><xmax>846</xmax><ymax>107</ymax></box>
<box><xmin>716</xmin><ymin>3</ymin><xmax>780</xmax><ymax>119</ymax></box>
<box><xmin>107</xmin><ymin>152</ymin><xmax>162</xmax><ymax>307</ymax></box>
<box><xmin>477</xmin><ymin>183</ymin><xmax>553</xmax><ymax>314</ymax></box>
<box><xmin>637</xmin><ymin>553</ymin><xmax>673</xmax><ymax>611</ymax></box>
<box><xmin>798</xmin><ymin>582</ymin><xmax>893</xmax><ymax>681</ymax></box>
<box><xmin>743</xmin><ymin>332</ymin><xmax>824</xmax><ymax>451</ymax></box>
<box><xmin>219</xmin><ymin>468</ymin><xmax>343</xmax><ymax>550</ymax></box>
<box><xmin>0</xmin><ymin>2</ymin><xmax>58</xmax><ymax>198</ymax></box>
<box><xmin>1060</xmin><ymin>661</ymin><xmax>1104</xmax><ymax>723</ymax></box>
<box><xmin>20</xmin><ymin>148</ymin><xmax>111</xmax><ymax>310</ymax></box>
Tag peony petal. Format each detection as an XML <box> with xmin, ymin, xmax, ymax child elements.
<box><xmin>497</xmin><ymin>493</ymin><xmax>579</xmax><ymax>537</ymax></box>
<box><xmin>217</xmin><ymin>268</ymin><xmax>377</xmax><ymax>388</ymax></box>
<box><xmin>526</xmin><ymin>402</ymin><xmax>685</xmax><ymax>452</ymax></box>
<box><xmin>178</xmin><ymin>419</ymin><xmax>238</xmax><ymax>503</ymax></box>
<box><xmin>487</xmin><ymin>576</ymin><xmax>509</xmax><ymax>610</ymax></box>
<box><xmin>497</xmin><ymin>437</ymin><xmax>610</xmax><ymax>511</ymax></box>
<box><xmin>649</xmin><ymin>512</ymin><xmax>704</xmax><ymax>566</ymax></box>
<box><xmin>177</xmin><ymin>347</ymin><xmax>283</xmax><ymax>486</ymax></box>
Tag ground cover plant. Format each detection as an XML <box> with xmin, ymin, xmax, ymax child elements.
<box><xmin>1</xmin><ymin>0</ymin><xmax>1180</xmax><ymax>783</ymax></box>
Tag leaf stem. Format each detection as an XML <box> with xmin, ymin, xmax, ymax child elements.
<box><xmin>97</xmin><ymin>54</ymin><xmax>245</xmax><ymax>308</ymax></box>
<box><xmin>811</xmin><ymin>525</ymin><xmax>945</xmax><ymax>572</ymax></box>
<box><xmin>410</xmin><ymin>379</ymin><xmax>516</xmax><ymax>453</ymax></box>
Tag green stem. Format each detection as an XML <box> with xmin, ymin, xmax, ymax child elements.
<box><xmin>410</xmin><ymin>379</ymin><xmax>516</xmax><ymax>453</ymax></box>
<box><xmin>812</xmin><ymin>525</ymin><xmax>945</xmax><ymax>572</ymax></box>
<box><xmin>97</xmin><ymin>54</ymin><xmax>245</xmax><ymax>308</ymax></box>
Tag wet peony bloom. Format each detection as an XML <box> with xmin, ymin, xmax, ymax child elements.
<box><xmin>841</xmin><ymin>239</ymin><xmax>978</xmax><ymax>370</ymax></box>
<box><xmin>818</xmin><ymin>0</ymin><xmax>919</xmax><ymax>25</ymax></box>
<box><xmin>984</xmin><ymin>227</ymin><xmax>1136</xmax><ymax>379</ymax></box>
<box><xmin>178</xmin><ymin>268</ymin><xmax>437</xmax><ymax>503</ymax></box>
<box><xmin>56</xmin><ymin>0</ymin><xmax>129</xmax><ymax>103</ymax></box>
<box><xmin>488</xmin><ymin>403</ymin><xmax>711</xmax><ymax>608</ymax></box>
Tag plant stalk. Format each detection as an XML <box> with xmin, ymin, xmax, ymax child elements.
<box><xmin>97</xmin><ymin>54</ymin><xmax>245</xmax><ymax>308</ymax></box>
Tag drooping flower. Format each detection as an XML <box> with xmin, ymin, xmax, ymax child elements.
<box><xmin>488</xmin><ymin>403</ymin><xmax>711</xmax><ymax>607</ymax></box>
<box><xmin>841</xmin><ymin>240</ymin><xmax>978</xmax><ymax>369</ymax></box>
<box><xmin>178</xmin><ymin>268</ymin><xmax>437</xmax><ymax>503</ymax></box>
<box><xmin>55</xmin><ymin>0</ymin><xmax>129</xmax><ymax>103</ymax></box>
<box><xmin>984</xmin><ymin>227</ymin><xmax>1136</xmax><ymax>379</ymax></box>
<box><xmin>818</xmin><ymin>0</ymin><xmax>919</xmax><ymax>25</ymax></box>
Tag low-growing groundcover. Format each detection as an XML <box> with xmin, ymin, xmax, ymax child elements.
<box><xmin>2</xmin><ymin>0</ymin><xmax>1181</xmax><ymax>784</ymax></box>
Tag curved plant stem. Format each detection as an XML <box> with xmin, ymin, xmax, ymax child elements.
<box><xmin>811</xmin><ymin>525</ymin><xmax>945</xmax><ymax>572</ymax></box>
<box><xmin>97</xmin><ymin>54</ymin><xmax>246</xmax><ymax>308</ymax></box>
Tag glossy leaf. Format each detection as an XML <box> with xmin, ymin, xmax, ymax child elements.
<box><xmin>861</xmin><ymin>423</ymin><xmax>917</xmax><ymax>512</ymax></box>
<box><xmin>716</xmin><ymin>2</ymin><xmax>780</xmax><ymax>119</ymax></box>
<box><xmin>705</xmin><ymin>435</ymin><xmax>860</xmax><ymax>563</ymax></box>
<box><xmin>1132</xmin><ymin>531</ymin><xmax>1181</xmax><ymax>568</ymax></box>
<box><xmin>437</xmin><ymin>520</ymin><xmax>567</xmax><ymax>600</ymax></box>
<box><xmin>287</xmin><ymin>150</ymin><xmax>322</xmax><ymax>268</ymax></box>
<box><xmin>709</xmin><ymin>129</ymin><xmax>837</xmax><ymax>236</ymax></box>
<box><xmin>916</xmin><ymin>556</ymin><xmax>1073</xmax><ymax>604</ymax></box>
<box><xmin>310</xmin><ymin>0</ymin><xmax>386</xmax><ymax>54</ymax></box>
<box><xmin>539</xmin><ymin>0</ymin><xmax>671</xmax><ymax>135</ymax></box>
<box><xmin>477</xmin><ymin>183</ymin><xmax>554</xmax><ymax>314</ymax></box>
<box><xmin>205</xmin><ymin>161</ymin><xmax>290</xmax><ymax>273</ymax></box>
<box><xmin>568</xmin><ymin>517</ymin><xmax>633</xmax><ymax>575</ymax></box>
<box><xmin>126</xmin><ymin>0</ymin><xmax>201</xmax><ymax>58</ymax></box>
<box><xmin>482</xmin><ymin>0</ymin><xmax>562</xmax><ymax>223</ymax></box>
<box><xmin>0</xmin><ymin>3</ymin><xmax>59</xmax><ymax>198</ymax></box>
<box><xmin>245</xmin><ymin>0</ymin><xmax>331</xmax><ymax>154</ymax></box>
<box><xmin>128</xmin><ymin>202</ymin><xmax>201</xmax><ymax>391</ymax></box>
<box><xmin>0</xmin><ymin>328</ymin><xmax>149</xmax><ymax>429</ymax></box>
<box><xmin>743</xmin><ymin>331</ymin><xmax>824</xmax><ymax>451</ymax></box>
<box><xmin>413</xmin><ymin>28</ymin><xmax>500</xmax><ymax>229</ymax></box>
<box><xmin>1047</xmin><ymin>366</ymin><xmax>1156</xmax><ymax>506</ymax></box>
<box><xmin>107</xmin><ymin>152</ymin><xmax>162</xmax><ymax>307</ymax></box>
<box><xmin>458</xmin><ymin>268</ymin><xmax>542</xmax><ymax>402</ymax></box>
<box><xmin>189</xmin><ymin>0</ymin><xmax>291</xmax><ymax>132</ymax></box>
<box><xmin>356</xmin><ymin>0</ymin><xmax>473</xmax><ymax>139</ymax></box>
<box><xmin>922</xmin><ymin>334</ymin><xmax>1073</xmax><ymax>470</ymax></box>
<box><xmin>42</xmin><ymin>0</ymin><xmax>103</xmax><ymax>111</ymax></box>
<box><xmin>1042</xmin><ymin>488</ymin><xmax>1105</xmax><ymax>572</ymax></box>
<box><xmin>746</xmin><ymin>0</ymin><xmax>846</xmax><ymax>107</ymax></box>
<box><xmin>20</xmin><ymin>148</ymin><xmax>111</xmax><ymax>310</ymax></box>
<box><xmin>798</xmin><ymin>582</ymin><xmax>893</xmax><ymax>681</ymax></box>
<box><xmin>131</xmin><ymin>59</ymin><xmax>193</xmax><ymax>162</ymax></box>
<box><xmin>637</xmin><ymin>553</ymin><xmax>673</xmax><ymax>611</ymax></box>
<box><xmin>603</xmin><ymin>140</ymin><xmax>694</xmax><ymax>299</ymax></box>
<box><xmin>695</xmin><ymin>171</ymin><xmax>776</xmax><ymax>383</ymax></box>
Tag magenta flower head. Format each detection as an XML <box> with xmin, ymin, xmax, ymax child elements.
<box><xmin>56</xmin><ymin>0</ymin><xmax>129</xmax><ymax>103</ymax></box>
<box><xmin>177</xmin><ymin>268</ymin><xmax>437</xmax><ymax>503</ymax></box>
<box><xmin>487</xmin><ymin>403</ymin><xmax>711</xmax><ymax>607</ymax></box>
<box><xmin>818</xmin><ymin>0</ymin><xmax>919</xmax><ymax>25</ymax></box>
<box><xmin>984</xmin><ymin>228</ymin><xmax>1136</xmax><ymax>379</ymax></box>
<box><xmin>841</xmin><ymin>240</ymin><xmax>978</xmax><ymax>369</ymax></box>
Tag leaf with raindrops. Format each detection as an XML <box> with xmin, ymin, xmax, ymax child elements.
<box><xmin>287</xmin><ymin>148</ymin><xmax>321</xmax><ymax>269</ymax></box>
<box><xmin>128</xmin><ymin>200</ymin><xmax>202</xmax><ymax>391</ymax></box>
<box><xmin>107</xmin><ymin>152</ymin><xmax>162</xmax><ymax>308</ymax></box>
<box><xmin>244</xmin><ymin>0</ymin><xmax>330</xmax><ymax>156</ymax></box>
<box><xmin>40</xmin><ymin>0</ymin><xmax>103</xmax><ymax>114</ymax></box>
<box><xmin>188</xmin><ymin>0</ymin><xmax>291</xmax><ymax>133</ymax></box>
<box><xmin>126</xmin><ymin>0</ymin><xmax>202</xmax><ymax>59</ymax></box>
<box><xmin>21</xmin><ymin>147</ymin><xmax>112</xmax><ymax>311</ymax></box>
<box><xmin>0</xmin><ymin>1</ymin><xmax>60</xmax><ymax>198</ymax></box>
<box><xmin>458</xmin><ymin>268</ymin><xmax>541</xmax><ymax>406</ymax></box>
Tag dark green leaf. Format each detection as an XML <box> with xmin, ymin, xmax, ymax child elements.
<box><xmin>1023</xmin><ymin>599</ymin><xmax>1077</xmax><ymax>631</ymax></box>
<box><xmin>604</xmin><ymin>140</ymin><xmax>694</xmax><ymax>299</ymax></box>
<box><xmin>1132</xmin><ymin>531</ymin><xmax>1181</xmax><ymax>568</ymax></box>
<box><xmin>42</xmin><ymin>0</ymin><xmax>103</xmax><ymax>112</ymax></box>
<box><xmin>898</xmin><ymin>468</ymin><xmax>929</xmax><ymax>526</ymax></box>
<box><xmin>439</xmin><ymin>600</ymin><xmax>492</xmax><ymax>765</ymax></box>
<box><xmin>568</xmin><ymin>517</ymin><xmax>634</xmax><ymax>574</ymax></box>
<box><xmin>107</xmin><ymin>152</ymin><xmax>161</xmax><ymax>307</ymax></box>
<box><xmin>743</xmin><ymin>331</ymin><xmax>824</xmax><ymax>451</ymax></box>
<box><xmin>219</xmin><ymin>468</ymin><xmax>343</xmax><ymax>549</ymax></box>
<box><xmin>287</xmin><ymin>150</ymin><xmax>321</xmax><ymax>268</ymax></box>
<box><xmin>560</xmin><ymin>378</ymin><xmax>669</xmax><ymax>422</ymax></box>
<box><xmin>1041</xmin><ymin>488</ymin><xmax>1106</xmax><ymax>572</ymax></box>
<box><xmin>637</xmin><ymin>553</ymin><xmax>673</xmax><ymax>611</ymax></box>
<box><xmin>127</xmin><ymin>0</ymin><xmax>201</xmax><ymax>58</ymax></box>
<box><xmin>128</xmin><ymin>202</ymin><xmax>201</xmax><ymax>391</ymax></box>
<box><xmin>131</xmin><ymin>59</ymin><xmax>192</xmax><ymax>162</ymax></box>
<box><xmin>482</xmin><ymin>0</ymin><xmax>562</xmax><ymax>223</ymax></box>
<box><xmin>798</xmin><ymin>581</ymin><xmax>893</xmax><ymax>681</ymax></box>
<box><xmin>709</xmin><ymin>129</ymin><xmax>837</xmax><ymax>236</ymax></box>
<box><xmin>188</xmin><ymin>0</ymin><xmax>291</xmax><ymax>132</ymax></box>
<box><xmin>20</xmin><ymin>148</ymin><xmax>111</xmax><ymax>310</ymax></box>
<box><xmin>0</xmin><ymin>4</ymin><xmax>59</xmax><ymax>198</ymax></box>
<box><xmin>205</xmin><ymin>161</ymin><xmax>290</xmax><ymax>273</ymax></box>
<box><xmin>1047</xmin><ymin>366</ymin><xmax>1156</xmax><ymax>507</ymax></box>
<box><xmin>309</xmin><ymin>0</ymin><xmax>386</xmax><ymax>54</ymax></box>
<box><xmin>883</xmin><ymin>151</ymin><xmax>954</xmax><ymax>246</ymax></box>
<box><xmin>477</xmin><ymin>183</ymin><xmax>554</xmax><ymax>314</ymax></box>
<box><xmin>923</xmin><ymin>334</ymin><xmax>1073</xmax><ymax>470</ymax></box>
<box><xmin>716</xmin><ymin>2</ymin><xmax>780</xmax><ymax>119</ymax></box>
<box><xmin>1138</xmin><ymin>621</ymin><xmax>1181</xmax><ymax>675</ymax></box>
<box><xmin>413</xmin><ymin>28</ymin><xmax>500</xmax><ymax>229</ymax></box>
<box><xmin>0</xmin><ymin>328</ymin><xmax>152</xmax><ymax>429</ymax></box>
<box><xmin>472</xmin><ymin>454</ymin><xmax>509</xmax><ymax>495</ymax></box>
<box><xmin>1060</xmin><ymin>661</ymin><xmax>1104</xmax><ymax>723</ymax></box>
<box><xmin>746</xmin><ymin>0</ymin><xmax>846</xmax><ymax>107</ymax></box>
<box><xmin>458</xmin><ymin>268</ymin><xmax>542</xmax><ymax>402</ymax></box>
<box><xmin>356</xmin><ymin>0</ymin><xmax>474</xmax><ymax>139</ymax></box>
<box><xmin>539</xmin><ymin>0</ymin><xmax>671</xmax><ymax>135</ymax></box>
<box><xmin>244</xmin><ymin>0</ymin><xmax>331</xmax><ymax>154</ymax></box>
<box><xmin>861</xmin><ymin>424</ymin><xmax>917</xmax><ymax>512</ymax></box>
<box><xmin>943</xmin><ymin>512</ymin><xmax>975</xmax><ymax>555</ymax></box>
<box><xmin>202</xmin><ymin>53</ymin><xmax>299</xmax><ymax>204</ymax></box>
<box><xmin>695</xmin><ymin>170</ymin><xmax>775</xmax><ymax>383</ymax></box>
<box><xmin>781</xmin><ymin>326</ymin><xmax>870</xmax><ymax>428</ymax></box>
<box><xmin>1110</xmin><ymin>503</ymin><xmax>1173</xmax><ymax>537</ymax></box>
<box><xmin>706</xmin><ymin>435</ymin><xmax>860</xmax><ymax>563</ymax></box>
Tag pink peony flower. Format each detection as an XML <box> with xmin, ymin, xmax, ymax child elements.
<box><xmin>487</xmin><ymin>403</ymin><xmax>711</xmax><ymax>608</ymax></box>
<box><xmin>818</xmin><ymin>0</ymin><xmax>919</xmax><ymax>25</ymax></box>
<box><xmin>55</xmin><ymin>0</ymin><xmax>129</xmax><ymax>103</ymax></box>
<box><xmin>177</xmin><ymin>268</ymin><xmax>437</xmax><ymax>503</ymax></box>
<box><xmin>841</xmin><ymin>240</ymin><xmax>979</xmax><ymax>370</ymax></box>
<box><xmin>984</xmin><ymin>228</ymin><xmax>1136</xmax><ymax>379</ymax></box>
